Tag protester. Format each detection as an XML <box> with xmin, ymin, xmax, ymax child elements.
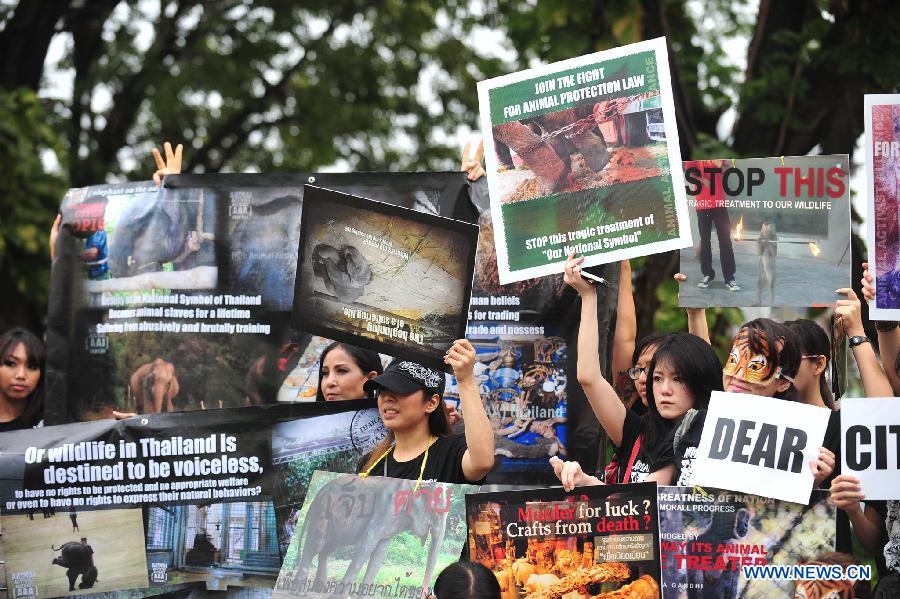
<box><xmin>358</xmin><ymin>339</ymin><xmax>494</xmax><ymax>485</ymax></box>
<box><xmin>431</xmin><ymin>561</ymin><xmax>500</xmax><ymax>599</ymax></box>
<box><xmin>315</xmin><ymin>342</ymin><xmax>383</xmax><ymax>401</ymax></box>
<box><xmin>830</xmin><ymin>475</ymin><xmax>899</xmax><ymax>597</ymax></box>
<box><xmin>549</xmin><ymin>253</ymin><xmax>722</xmax><ymax>490</ymax></box>
<box><xmin>834</xmin><ymin>286</ymin><xmax>893</xmax><ymax>397</ymax></box>
<box><xmin>0</xmin><ymin>328</ymin><xmax>45</xmax><ymax>431</ymax></box>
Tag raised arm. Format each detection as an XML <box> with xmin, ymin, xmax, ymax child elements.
<box><xmin>674</xmin><ymin>273</ymin><xmax>710</xmax><ymax>343</ymax></box>
<box><xmin>861</xmin><ymin>262</ymin><xmax>900</xmax><ymax>394</ymax></box>
<box><xmin>611</xmin><ymin>260</ymin><xmax>637</xmax><ymax>379</ymax></box>
<box><xmin>836</xmin><ymin>287</ymin><xmax>893</xmax><ymax>397</ymax></box>
<box><xmin>565</xmin><ymin>253</ymin><xmax>627</xmax><ymax>446</ymax></box>
<box><xmin>445</xmin><ymin>339</ymin><xmax>495</xmax><ymax>481</ymax></box>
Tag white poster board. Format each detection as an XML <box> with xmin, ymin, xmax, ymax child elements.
<box><xmin>841</xmin><ymin>397</ymin><xmax>900</xmax><ymax>500</ymax></box>
<box><xmin>477</xmin><ymin>36</ymin><xmax>691</xmax><ymax>284</ymax></box>
<box><xmin>692</xmin><ymin>391</ymin><xmax>830</xmax><ymax>504</ymax></box>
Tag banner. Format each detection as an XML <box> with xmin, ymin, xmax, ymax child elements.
<box><xmin>692</xmin><ymin>392</ymin><xmax>831</xmax><ymax>504</ymax></box>
<box><xmin>477</xmin><ymin>36</ymin><xmax>690</xmax><ymax>284</ymax></box>
<box><xmin>46</xmin><ymin>173</ymin><xmax>473</xmax><ymax>423</ymax></box>
<box><xmin>658</xmin><ymin>487</ymin><xmax>836</xmax><ymax>599</ymax></box>
<box><xmin>272</xmin><ymin>471</ymin><xmax>475</xmax><ymax>599</ymax></box>
<box><xmin>292</xmin><ymin>185</ymin><xmax>478</xmax><ymax>371</ymax></box>
<box><xmin>840</xmin><ymin>397</ymin><xmax>900</xmax><ymax>500</ymax></box>
<box><xmin>678</xmin><ymin>156</ymin><xmax>850</xmax><ymax>308</ymax></box>
<box><xmin>465</xmin><ymin>482</ymin><xmax>661</xmax><ymax>598</ymax></box>
<box><xmin>0</xmin><ymin>401</ymin><xmax>384</xmax><ymax>595</ymax></box>
<box><xmin>865</xmin><ymin>94</ymin><xmax>900</xmax><ymax>319</ymax></box>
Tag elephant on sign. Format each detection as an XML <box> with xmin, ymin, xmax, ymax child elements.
<box><xmin>108</xmin><ymin>190</ymin><xmax>214</xmax><ymax>278</ymax></box>
<box><xmin>52</xmin><ymin>541</ymin><xmax>98</xmax><ymax>591</ymax></box>
<box><xmin>293</xmin><ymin>475</ymin><xmax>450</xmax><ymax>594</ymax></box>
<box><xmin>130</xmin><ymin>359</ymin><xmax>179</xmax><ymax>414</ymax></box>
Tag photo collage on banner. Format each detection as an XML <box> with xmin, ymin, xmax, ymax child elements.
<box><xmin>678</xmin><ymin>155</ymin><xmax>851</xmax><ymax>308</ymax></box>
<box><xmin>46</xmin><ymin>173</ymin><xmax>474</xmax><ymax>423</ymax></box>
<box><xmin>478</xmin><ymin>36</ymin><xmax>691</xmax><ymax>284</ymax></box>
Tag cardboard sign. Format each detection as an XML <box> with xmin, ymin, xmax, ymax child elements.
<box><xmin>292</xmin><ymin>185</ymin><xmax>478</xmax><ymax>372</ymax></box>
<box><xmin>465</xmin><ymin>482</ymin><xmax>661</xmax><ymax>597</ymax></box>
<box><xmin>477</xmin><ymin>37</ymin><xmax>690</xmax><ymax>284</ymax></box>
<box><xmin>865</xmin><ymin>94</ymin><xmax>900</xmax><ymax>319</ymax></box>
<box><xmin>678</xmin><ymin>155</ymin><xmax>850</xmax><ymax>308</ymax></box>
<box><xmin>841</xmin><ymin>398</ymin><xmax>900</xmax><ymax>500</ymax></box>
<box><xmin>692</xmin><ymin>392</ymin><xmax>831</xmax><ymax>504</ymax></box>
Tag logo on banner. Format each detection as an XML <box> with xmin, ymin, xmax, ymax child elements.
<box><xmin>85</xmin><ymin>333</ymin><xmax>108</xmax><ymax>355</ymax></box>
<box><xmin>150</xmin><ymin>562</ymin><xmax>168</xmax><ymax>583</ymax></box>
<box><xmin>229</xmin><ymin>191</ymin><xmax>253</xmax><ymax>220</ymax></box>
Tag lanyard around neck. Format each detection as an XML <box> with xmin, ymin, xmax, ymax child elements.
<box><xmin>360</xmin><ymin>436</ymin><xmax>435</xmax><ymax>491</ymax></box>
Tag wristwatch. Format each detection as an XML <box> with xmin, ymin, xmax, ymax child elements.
<box><xmin>875</xmin><ymin>321</ymin><xmax>899</xmax><ymax>332</ymax></box>
<box><xmin>848</xmin><ymin>335</ymin><xmax>870</xmax><ymax>348</ymax></box>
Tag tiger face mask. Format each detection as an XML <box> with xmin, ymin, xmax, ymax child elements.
<box><xmin>723</xmin><ymin>332</ymin><xmax>779</xmax><ymax>384</ymax></box>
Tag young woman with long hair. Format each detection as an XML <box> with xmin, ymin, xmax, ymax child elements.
<box><xmin>550</xmin><ymin>254</ymin><xmax>722</xmax><ymax>489</ymax></box>
<box><xmin>0</xmin><ymin>328</ymin><xmax>45</xmax><ymax>430</ymax></box>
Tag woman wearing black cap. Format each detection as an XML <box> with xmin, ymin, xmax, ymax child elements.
<box><xmin>358</xmin><ymin>339</ymin><xmax>494</xmax><ymax>485</ymax></box>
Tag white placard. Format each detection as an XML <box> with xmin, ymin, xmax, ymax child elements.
<box><xmin>841</xmin><ymin>397</ymin><xmax>900</xmax><ymax>500</ymax></box>
<box><xmin>692</xmin><ymin>391</ymin><xmax>831</xmax><ymax>504</ymax></box>
<box><xmin>477</xmin><ymin>37</ymin><xmax>691</xmax><ymax>284</ymax></box>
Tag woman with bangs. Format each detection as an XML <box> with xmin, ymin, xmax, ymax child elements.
<box><xmin>662</xmin><ymin>318</ymin><xmax>837</xmax><ymax>488</ymax></box>
<box><xmin>0</xmin><ymin>328</ymin><xmax>45</xmax><ymax>431</ymax></box>
<box><xmin>550</xmin><ymin>254</ymin><xmax>722</xmax><ymax>490</ymax></box>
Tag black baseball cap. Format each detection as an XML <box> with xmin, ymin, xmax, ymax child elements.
<box><xmin>364</xmin><ymin>358</ymin><xmax>446</xmax><ymax>397</ymax></box>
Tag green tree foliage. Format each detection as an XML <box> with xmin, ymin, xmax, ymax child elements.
<box><xmin>0</xmin><ymin>87</ymin><xmax>67</xmax><ymax>333</ymax></box>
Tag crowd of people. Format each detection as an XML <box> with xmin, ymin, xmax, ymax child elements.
<box><xmin>2</xmin><ymin>141</ymin><xmax>897</xmax><ymax>598</ymax></box>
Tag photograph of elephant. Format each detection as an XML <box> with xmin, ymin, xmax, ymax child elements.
<box><xmin>3</xmin><ymin>508</ymin><xmax>148</xmax><ymax>598</ymax></box>
<box><xmin>271</xmin><ymin>409</ymin><xmax>387</xmax><ymax>552</ymax></box>
<box><xmin>658</xmin><ymin>488</ymin><xmax>835</xmax><ymax>599</ymax></box>
<box><xmin>63</xmin><ymin>312</ymin><xmax>292</xmax><ymax>419</ymax></box>
<box><xmin>273</xmin><ymin>471</ymin><xmax>475</xmax><ymax>599</ymax></box>
<box><xmin>145</xmin><ymin>499</ymin><xmax>281</xmax><ymax>591</ymax></box>
<box><xmin>677</xmin><ymin>155</ymin><xmax>851</xmax><ymax>308</ymax></box>
<box><xmin>466</xmin><ymin>483</ymin><xmax>661</xmax><ymax>599</ymax></box>
<box><xmin>59</xmin><ymin>183</ymin><xmax>217</xmax><ymax>304</ymax></box>
<box><xmin>292</xmin><ymin>185</ymin><xmax>478</xmax><ymax>372</ymax></box>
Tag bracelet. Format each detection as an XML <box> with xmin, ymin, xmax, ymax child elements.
<box><xmin>875</xmin><ymin>321</ymin><xmax>899</xmax><ymax>332</ymax></box>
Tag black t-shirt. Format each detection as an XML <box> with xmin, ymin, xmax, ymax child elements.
<box><xmin>0</xmin><ymin>416</ymin><xmax>39</xmax><ymax>432</ymax></box>
<box><xmin>651</xmin><ymin>409</ymin><xmax>705</xmax><ymax>486</ymax></box>
<box><xmin>357</xmin><ymin>434</ymin><xmax>484</xmax><ymax>485</ymax></box>
<box><xmin>613</xmin><ymin>409</ymin><xmax>655</xmax><ymax>483</ymax></box>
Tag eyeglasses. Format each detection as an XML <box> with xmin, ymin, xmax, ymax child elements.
<box><xmin>801</xmin><ymin>354</ymin><xmax>824</xmax><ymax>360</ymax></box>
<box><xmin>627</xmin><ymin>366</ymin><xmax>646</xmax><ymax>381</ymax></box>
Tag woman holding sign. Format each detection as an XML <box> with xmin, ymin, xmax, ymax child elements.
<box><xmin>549</xmin><ymin>253</ymin><xmax>723</xmax><ymax>490</ymax></box>
<box><xmin>358</xmin><ymin>340</ymin><xmax>494</xmax><ymax>485</ymax></box>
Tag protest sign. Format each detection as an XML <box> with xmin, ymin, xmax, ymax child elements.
<box><xmin>46</xmin><ymin>173</ymin><xmax>474</xmax><ymax>423</ymax></box>
<box><xmin>0</xmin><ymin>401</ymin><xmax>384</xmax><ymax>594</ymax></box>
<box><xmin>658</xmin><ymin>487</ymin><xmax>836</xmax><ymax>599</ymax></box>
<box><xmin>678</xmin><ymin>155</ymin><xmax>850</xmax><ymax>308</ymax></box>
<box><xmin>477</xmin><ymin>36</ymin><xmax>690</xmax><ymax>284</ymax></box>
<box><xmin>292</xmin><ymin>185</ymin><xmax>478</xmax><ymax>371</ymax></box>
<box><xmin>465</xmin><ymin>482</ymin><xmax>661</xmax><ymax>597</ymax></box>
<box><xmin>692</xmin><ymin>392</ymin><xmax>831</xmax><ymax>504</ymax></box>
<box><xmin>865</xmin><ymin>94</ymin><xmax>900</xmax><ymax>319</ymax></box>
<box><xmin>272</xmin><ymin>471</ymin><xmax>474</xmax><ymax>599</ymax></box>
<box><xmin>841</xmin><ymin>397</ymin><xmax>900</xmax><ymax>500</ymax></box>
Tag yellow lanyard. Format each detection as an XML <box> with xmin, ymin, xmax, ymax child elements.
<box><xmin>360</xmin><ymin>436</ymin><xmax>435</xmax><ymax>491</ymax></box>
